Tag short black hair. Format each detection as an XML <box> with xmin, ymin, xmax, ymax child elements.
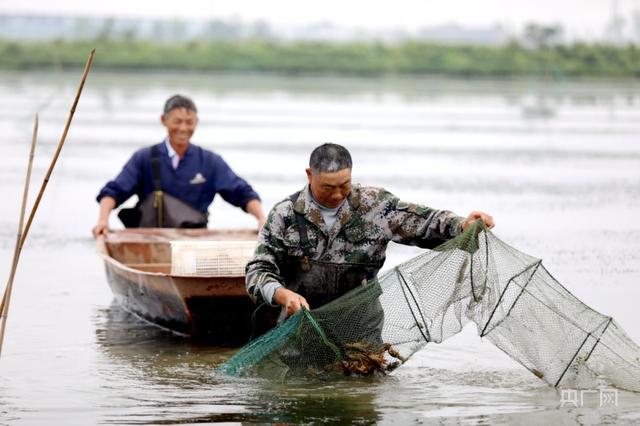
<box><xmin>163</xmin><ymin>94</ymin><xmax>197</xmax><ymax>115</ymax></box>
<box><xmin>309</xmin><ymin>143</ymin><xmax>352</xmax><ymax>173</ymax></box>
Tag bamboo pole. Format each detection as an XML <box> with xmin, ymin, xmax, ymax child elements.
<box><xmin>0</xmin><ymin>49</ymin><xmax>96</xmax><ymax>356</ymax></box>
<box><xmin>19</xmin><ymin>49</ymin><xmax>95</xmax><ymax>248</ymax></box>
<box><xmin>0</xmin><ymin>115</ymin><xmax>38</xmax><ymax>355</ymax></box>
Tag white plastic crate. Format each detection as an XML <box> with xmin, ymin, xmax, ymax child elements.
<box><xmin>170</xmin><ymin>240</ymin><xmax>258</xmax><ymax>276</ymax></box>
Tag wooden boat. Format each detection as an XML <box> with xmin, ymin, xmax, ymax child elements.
<box><xmin>97</xmin><ymin>228</ymin><xmax>270</xmax><ymax>346</ymax></box>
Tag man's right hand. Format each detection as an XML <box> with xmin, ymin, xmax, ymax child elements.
<box><xmin>273</xmin><ymin>287</ymin><xmax>310</xmax><ymax>317</ymax></box>
<box><xmin>93</xmin><ymin>196</ymin><xmax>116</xmax><ymax>239</ymax></box>
<box><xmin>92</xmin><ymin>219</ymin><xmax>109</xmax><ymax>239</ymax></box>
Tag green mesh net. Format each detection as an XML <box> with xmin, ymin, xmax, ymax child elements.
<box><xmin>218</xmin><ymin>222</ymin><xmax>640</xmax><ymax>391</ymax></box>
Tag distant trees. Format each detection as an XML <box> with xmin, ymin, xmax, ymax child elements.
<box><xmin>523</xmin><ymin>23</ymin><xmax>564</xmax><ymax>49</ymax></box>
<box><xmin>521</xmin><ymin>23</ymin><xmax>565</xmax><ymax>79</ymax></box>
<box><xmin>0</xmin><ymin>38</ymin><xmax>638</xmax><ymax>78</ymax></box>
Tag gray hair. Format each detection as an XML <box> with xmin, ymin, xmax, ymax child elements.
<box><xmin>309</xmin><ymin>143</ymin><xmax>352</xmax><ymax>173</ymax></box>
<box><xmin>163</xmin><ymin>94</ymin><xmax>197</xmax><ymax>115</ymax></box>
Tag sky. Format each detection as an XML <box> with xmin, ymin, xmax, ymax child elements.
<box><xmin>1</xmin><ymin>0</ymin><xmax>640</xmax><ymax>38</ymax></box>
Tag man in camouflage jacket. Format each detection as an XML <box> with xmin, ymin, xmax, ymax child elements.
<box><xmin>245</xmin><ymin>143</ymin><xmax>494</xmax><ymax>317</ymax></box>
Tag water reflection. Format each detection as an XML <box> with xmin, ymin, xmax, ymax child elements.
<box><xmin>93</xmin><ymin>304</ymin><xmax>382</xmax><ymax>424</ymax></box>
<box><xmin>96</xmin><ymin>304</ymin><xmax>639</xmax><ymax>425</ymax></box>
<box><xmin>94</xmin><ymin>304</ymin><xmax>233</xmax><ymax>377</ymax></box>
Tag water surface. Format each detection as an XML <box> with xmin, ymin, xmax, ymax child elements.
<box><xmin>0</xmin><ymin>71</ymin><xmax>639</xmax><ymax>424</ymax></box>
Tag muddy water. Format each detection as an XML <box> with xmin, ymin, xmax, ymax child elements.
<box><xmin>0</xmin><ymin>71</ymin><xmax>639</xmax><ymax>424</ymax></box>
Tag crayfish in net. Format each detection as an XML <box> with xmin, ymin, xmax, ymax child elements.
<box><xmin>328</xmin><ymin>341</ymin><xmax>406</xmax><ymax>376</ymax></box>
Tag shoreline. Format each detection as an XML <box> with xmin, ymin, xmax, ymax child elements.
<box><xmin>1</xmin><ymin>39</ymin><xmax>639</xmax><ymax>79</ymax></box>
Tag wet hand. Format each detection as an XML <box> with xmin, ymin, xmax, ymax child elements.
<box><xmin>462</xmin><ymin>211</ymin><xmax>495</xmax><ymax>230</ymax></box>
<box><xmin>273</xmin><ymin>287</ymin><xmax>310</xmax><ymax>317</ymax></box>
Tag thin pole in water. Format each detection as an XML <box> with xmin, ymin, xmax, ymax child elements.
<box><xmin>0</xmin><ymin>49</ymin><xmax>96</xmax><ymax>357</ymax></box>
<box><xmin>19</xmin><ymin>49</ymin><xmax>96</xmax><ymax>249</ymax></box>
<box><xmin>0</xmin><ymin>115</ymin><xmax>39</xmax><ymax>355</ymax></box>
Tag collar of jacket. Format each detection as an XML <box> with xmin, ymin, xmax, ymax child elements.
<box><xmin>293</xmin><ymin>184</ymin><xmax>361</xmax><ymax>239</ymax></box>
<box><xmin>157</xmin><ymin>140</ymin><xmax>196</xmax><ymax>161</ymax></box>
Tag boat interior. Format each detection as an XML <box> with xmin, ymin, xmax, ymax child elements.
<box><xmin>100</xmin><ymin>228</ymin><xmax>258</xmax><ymax>274</ymax></box>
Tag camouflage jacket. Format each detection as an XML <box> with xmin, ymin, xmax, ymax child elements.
<box><xmin>245</xmin><ymin>184</ymin><xmax>464</xmax><ymax>303</ymax></box>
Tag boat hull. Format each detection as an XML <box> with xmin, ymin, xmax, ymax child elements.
<box><xmin>98</xmin><ymin>228</ymin><xmax>276</xmax><ymax>346</ymax></box>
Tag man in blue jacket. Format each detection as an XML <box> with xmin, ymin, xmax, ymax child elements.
<box><xmin>92</xmin><ymin>95</ymin><xmax>265</xmax><ymax>237</ymax></box>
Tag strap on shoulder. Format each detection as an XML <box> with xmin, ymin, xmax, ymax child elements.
<box><xmin>288</xmin><ymin>190</ymin><xmax>312</xmax><ymax>265</ymax></box>
<box><xmin>150</xmin><ymin>145</ymin><xmax>162</xmax><ymax>192</ymax></box>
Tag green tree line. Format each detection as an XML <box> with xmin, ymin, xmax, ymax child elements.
<box><xmin>1</xmin><ymin>39</ymin><xmax>639</xmax><ymax>78</ymax></box>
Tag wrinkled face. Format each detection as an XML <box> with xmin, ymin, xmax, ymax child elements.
<box><xmin>306</xmin><ymin>167</ymin><xmax>352</xmax><ymax>208</ymax></box>
<box><xmin>161</xmin><ymin>107</ymin><xmax>198</xmax><ymax>151</ymax></box>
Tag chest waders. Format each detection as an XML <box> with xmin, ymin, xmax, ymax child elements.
<box><xmin>117</xmin><ymin>146</ymin><xmax>208</xmax><ymax>228</ymax></box>
<box><xmin>249</xmin><ymin>192</ymin><xmax>388</xmax><ymax>344</ymax></box>
<box><xmin>282</xmin><ymin>191</ymin><xmax>383</xmax><ymax>310</ymax></box>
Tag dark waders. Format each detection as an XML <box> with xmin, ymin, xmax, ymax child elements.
<box><xmin>277</xmin><ymin>192</ymin><xmax>386</xmax><ymax>346</ymax></box>
<box><xmin>118</xmin><ymin>146</ymin><xmax>208</xmax><ymax>228</ymax></box>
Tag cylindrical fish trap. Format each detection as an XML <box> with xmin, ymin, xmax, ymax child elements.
<box><xmin>170</xmin><ymin>240</ymin><xmax>257</xmax><ymax>276</ymax></box>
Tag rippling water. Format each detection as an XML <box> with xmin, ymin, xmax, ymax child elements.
<box><xmin>1</xmin><ymin>70</ymin><xmax>640</xmax><ymax>424</ymax></box>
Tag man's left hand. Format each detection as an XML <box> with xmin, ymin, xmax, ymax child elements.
<box><xmin>462</xmin><ymin>211</ymin><xmax>495</xmax><ymax>230</ymax></box>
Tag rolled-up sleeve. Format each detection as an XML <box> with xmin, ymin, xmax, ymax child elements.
<box><xmin>96</xmin><ymin>150</ymin><xmax>144</xmax><ymax>207</ymax></box>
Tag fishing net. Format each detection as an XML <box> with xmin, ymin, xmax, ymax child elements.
<box><xmin>218</xmin><ymin>222</ymin><xmax>640</xmax><ymax>392</ymax></box>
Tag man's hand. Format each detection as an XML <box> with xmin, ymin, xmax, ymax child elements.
<box><xmin>93</xmin><ymin>196</ymin><xmax>116</xmax><ymax>239</ymax></box>
<box><xmin>462</xmin><ymin>211</ymin><xmax>495</xmax><ymax>230</ymax></box>
<box><xmin>92</xmin><ymin>219</ymin><xmax>109</xmax><ymax>238</ymax></box>
<box><xmin>273</xmin><ymin>287</ymin><xmax>310</xmax><ymax>317</ymax></box>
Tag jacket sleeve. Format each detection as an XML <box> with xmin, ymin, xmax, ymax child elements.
<box><xmin>245</xmin><ymin>205</ymin><xmax>289</xmax><ymax>303</ymax></box>
<box><xmin>383</xmin><ymin>191</ymin><xmax>464</xmax><ymax>249</ymax></box>
<box><xmin>96</xmin><ymin>150</ymin><xmax>144</xmax><ymax>207</ymax></box>
<box><xmin>212</xmin><ymin>156</ymin><xmax>260</xmax><ymax>210</ymax></box>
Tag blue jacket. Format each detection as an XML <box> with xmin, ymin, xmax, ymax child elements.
<box><xmin>97</xmin><ymin>142</ymin><xmax>259</xmax><ymax>213</ymax></box>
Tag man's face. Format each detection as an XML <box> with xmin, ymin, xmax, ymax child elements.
<box><xmin>161</xmin><ymin>107</ymin><xmax>198</xmax><ymax>151</ymax></box>
<box><xmin>306</xmin><ymin>167</ymin><xmax>352</xmax><ymax>209</ymax></box>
